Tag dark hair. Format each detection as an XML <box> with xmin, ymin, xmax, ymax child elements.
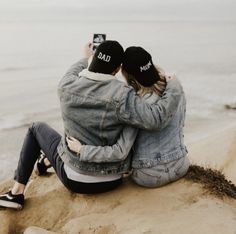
<box><xmin>122</xmin><ymin>66</ymin><xmax>167</xmax><ymax>97</ymax></box>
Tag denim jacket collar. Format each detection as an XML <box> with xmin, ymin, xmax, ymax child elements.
<box><xmin>79</xmin><ymin>69</ymin><xmax>116</xmax><ymax>82</ymax></box>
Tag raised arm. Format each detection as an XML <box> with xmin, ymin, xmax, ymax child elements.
<box><xmin>58</xmin><ymin>58</ymin><xmax>88</xmax><ymax>89</ymax></box>
<box><xmin>67</xmin><ymin>126</ymin><xmax>138</xmax><ymax>163</ymax></box>
<box><xmin>117</xmin><ymin>77</ymin><xmax>183</xmax><ymax>130</ymax></box>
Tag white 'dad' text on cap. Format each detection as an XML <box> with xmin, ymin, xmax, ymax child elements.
<box><xmin>97</xmin><ymin>52</ymin><xmax>111</xmax><ymax>62</ymax></box>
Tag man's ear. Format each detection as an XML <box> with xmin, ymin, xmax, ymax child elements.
<box><xmin>112</xmin><ymin>65</ymin><xmax>121</xmax><ymax>75</ymax></box>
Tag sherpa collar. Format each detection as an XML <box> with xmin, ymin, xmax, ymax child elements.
<box><xmin>79</xmin><ymin>69</ymin><xmax>116</xmax><ymax>82</ymax></box>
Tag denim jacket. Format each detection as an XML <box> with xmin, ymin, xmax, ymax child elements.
<box><xmin>57</xmin><ymin>58</ymin><xmax>184</xmax><ymax>175</ymax></box>
<box><xmin>79</xmin><ymin>90</ymin><xmax>188</xmax><ymax>168</ymax></box>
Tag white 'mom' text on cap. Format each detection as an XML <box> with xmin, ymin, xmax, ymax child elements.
<box><xmin>98</xmin><ymin>52</ymin><xmax>111</xmax><ymax>62</ymax></box>
<box><xmin>140</xmin><ymin>61</ymin><xmax>152</xmax><ymax>72</ymax></box>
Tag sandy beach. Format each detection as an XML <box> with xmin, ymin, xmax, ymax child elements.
<box><xmin>0</xmin><ymin>120</ymin><xmax>236</xmax><ymax>234</ymax></box>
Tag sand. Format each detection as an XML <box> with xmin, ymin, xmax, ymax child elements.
<box><xmin>0</xmin><ymin>125</ymin><xmax>236</xmax><ymax>234</ymax></box>
<box><xmin>188</xmin><ymin>124</ymin><xmax>236</xmax><ymax>184</ymax></box>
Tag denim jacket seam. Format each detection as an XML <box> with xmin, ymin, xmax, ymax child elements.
<box><xmin>132</xmin><ymin>146</ymin><xmax>187</xmax><ymax>166</ymax></box>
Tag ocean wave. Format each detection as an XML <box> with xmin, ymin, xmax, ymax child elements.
<box><xmin>0</xmin><ymin>108</ymin><xmax>60</xmax><ymax>131</ymax></box>
<box><xmin>0</xmin><ymin>153</ymin><xmax>18</xmax><ymax>182</ymax></box>
<box><xmin>0</xmin><ymin>113</ymin><xmax>30</xmax><ymax>130</ymax></box>
<box><xmin>0</xmin><ymin>66</ymin><xmax>31</xmax><ymax>73</ymax></box>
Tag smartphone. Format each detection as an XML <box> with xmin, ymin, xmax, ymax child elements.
<box><xmin>93</xmin><ymin>33</ymin><xmax>106</xmax><ymax>51</ymax></box>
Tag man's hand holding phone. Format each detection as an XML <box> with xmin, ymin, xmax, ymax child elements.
<box><xmin>83</xmin><ymin>34</ymin><xmax>106</xmax><ymax>59</ymax></box>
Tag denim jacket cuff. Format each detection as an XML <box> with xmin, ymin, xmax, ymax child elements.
<box><xmin>79</xmin><ymin>145</ymin><xmax>87</xmax><ymax>161</ymax></box>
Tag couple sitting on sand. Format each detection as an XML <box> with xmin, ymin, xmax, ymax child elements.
<box><xmin>0</xmin><ymin>40</ymin><xmax>189</xmax><ymax>210</ymax></box>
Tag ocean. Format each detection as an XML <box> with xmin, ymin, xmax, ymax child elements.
<box><xmin>0</xmin><ymin>0</ymin><xmax>236</xmax><ymax>182</ymax></box>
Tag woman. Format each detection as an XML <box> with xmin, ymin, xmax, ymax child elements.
<box><xmin>67</xmin><ymin>46</ymin><xmax>189</xmax><ymax>188</ymax></box>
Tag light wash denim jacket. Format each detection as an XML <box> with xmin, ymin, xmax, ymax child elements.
<box><xmin>79</xmin><ymin>92</ymin><xmax>188</xmax><ymax>169</ymax></box>
<box><xmin>57</xmin><ymin>58</ymin><xmax>184</xmax><ymax>175</ymax></box>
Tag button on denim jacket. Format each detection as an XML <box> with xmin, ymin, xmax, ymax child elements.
<box><xmin>57</xmin><ymin>58</ymin><xmax>183</xmax><ymax>175</ymax></box>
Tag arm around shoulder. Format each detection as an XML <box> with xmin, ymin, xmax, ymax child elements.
<box><xmin>79</xmin><ymin>126</ymin><xmax>138</xmax><ymax>163</ymax></box>
<box><xmin>117</xmin><ymin>77</ymin><xmax>183</xmax><ymax>130</ymax></box>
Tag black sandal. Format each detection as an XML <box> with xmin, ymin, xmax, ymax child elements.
<box><xmin>36</xmin><ymin>153</ymin><xmax>52</xmax><ymax>176</ymax></box>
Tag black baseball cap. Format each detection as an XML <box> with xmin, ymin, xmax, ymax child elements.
<box><xmin>89</xmin><ymin>40</ymin><xmax>124</xmax><ymax>74</ymax></box>
<box><xmin>122</xmin><ymin>46</ymin><xmax>160</xmax><ymax>87</ymax></box>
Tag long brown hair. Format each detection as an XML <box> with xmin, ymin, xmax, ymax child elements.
<box><xmin>122</xmin><ymin>66</ymin><xmax>167</xmax><ymax>97</ymax></box>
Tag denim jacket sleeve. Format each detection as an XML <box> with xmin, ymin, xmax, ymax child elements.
<box><xmin>117</xmin><ymin>78</ymin><xmax>183</xmax><ymax>130</ymax></box>
<box><xmin>58</xmin><ymin>58</ymin><xmax>88</xmax><ymax>89</ymax></box>
<box><xmin>79</xmin><ymin>126</ymin><xmax>138</xmax><ymax>163</ymax></box>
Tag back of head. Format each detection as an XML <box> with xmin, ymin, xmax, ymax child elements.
<box><xmin>89</xmin><ymin>40</ymin><xmax>124</xmax><ymax>74</ymax></box>
<box><xmin>122</xmin><ymin>46</ymin><xmax>160</xmax><ymax>87</ymax></box>
<box><xmin>122</xmin><ymin>46</ymin><xmax>166</xmax><ymax>96</ymax></box>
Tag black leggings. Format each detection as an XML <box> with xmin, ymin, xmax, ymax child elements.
<box><xmin>14</xmin><ymin>122</ymin><xmax>122</xmax><ymax>194</ymax></box>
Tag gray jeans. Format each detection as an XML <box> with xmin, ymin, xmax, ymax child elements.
<box><xmin>131</xmin><ymin>156</ymin><xmax>190</xmax><ymax>188</ymax></box>
<box><xmin>14</xmin><ymin>122</ymin><xmax>122</xmax><ymax>194</ymax></box>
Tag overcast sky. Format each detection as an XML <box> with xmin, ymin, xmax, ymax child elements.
<box><xmin>0</xmin><ymin>0</ymin><xmax>235</xmax><ymax>22</ymax></box>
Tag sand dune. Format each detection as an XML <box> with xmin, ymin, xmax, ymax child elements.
<box><xmin>0</xmin><ymin>126</ymin><xmax>236</xmax><ymax>234</ymax></box>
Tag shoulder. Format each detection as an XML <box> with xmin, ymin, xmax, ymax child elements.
<box><xmin>142</xmin><ymin>92</ymin><xmax>160</xmax><ymax>104</ymax></box>
<box><xmin>110</xmin><ymin>79</ymin><xmax>136</xmax><ymax>95</ymax></box>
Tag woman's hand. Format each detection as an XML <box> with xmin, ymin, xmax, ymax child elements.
<box><xmin>156</xmin><ymin>65</ymin><xmax>172</xmax><ymax>83</ymax></box>
<box><xmin>66</xmin><ymin>136</ymin><xmax>82</xmax><ymax>154</ymax></box>
<box><xmin>84</xmin><ymin>42</ymin><xmax>94</xmax><ymax>59</ymax></box>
